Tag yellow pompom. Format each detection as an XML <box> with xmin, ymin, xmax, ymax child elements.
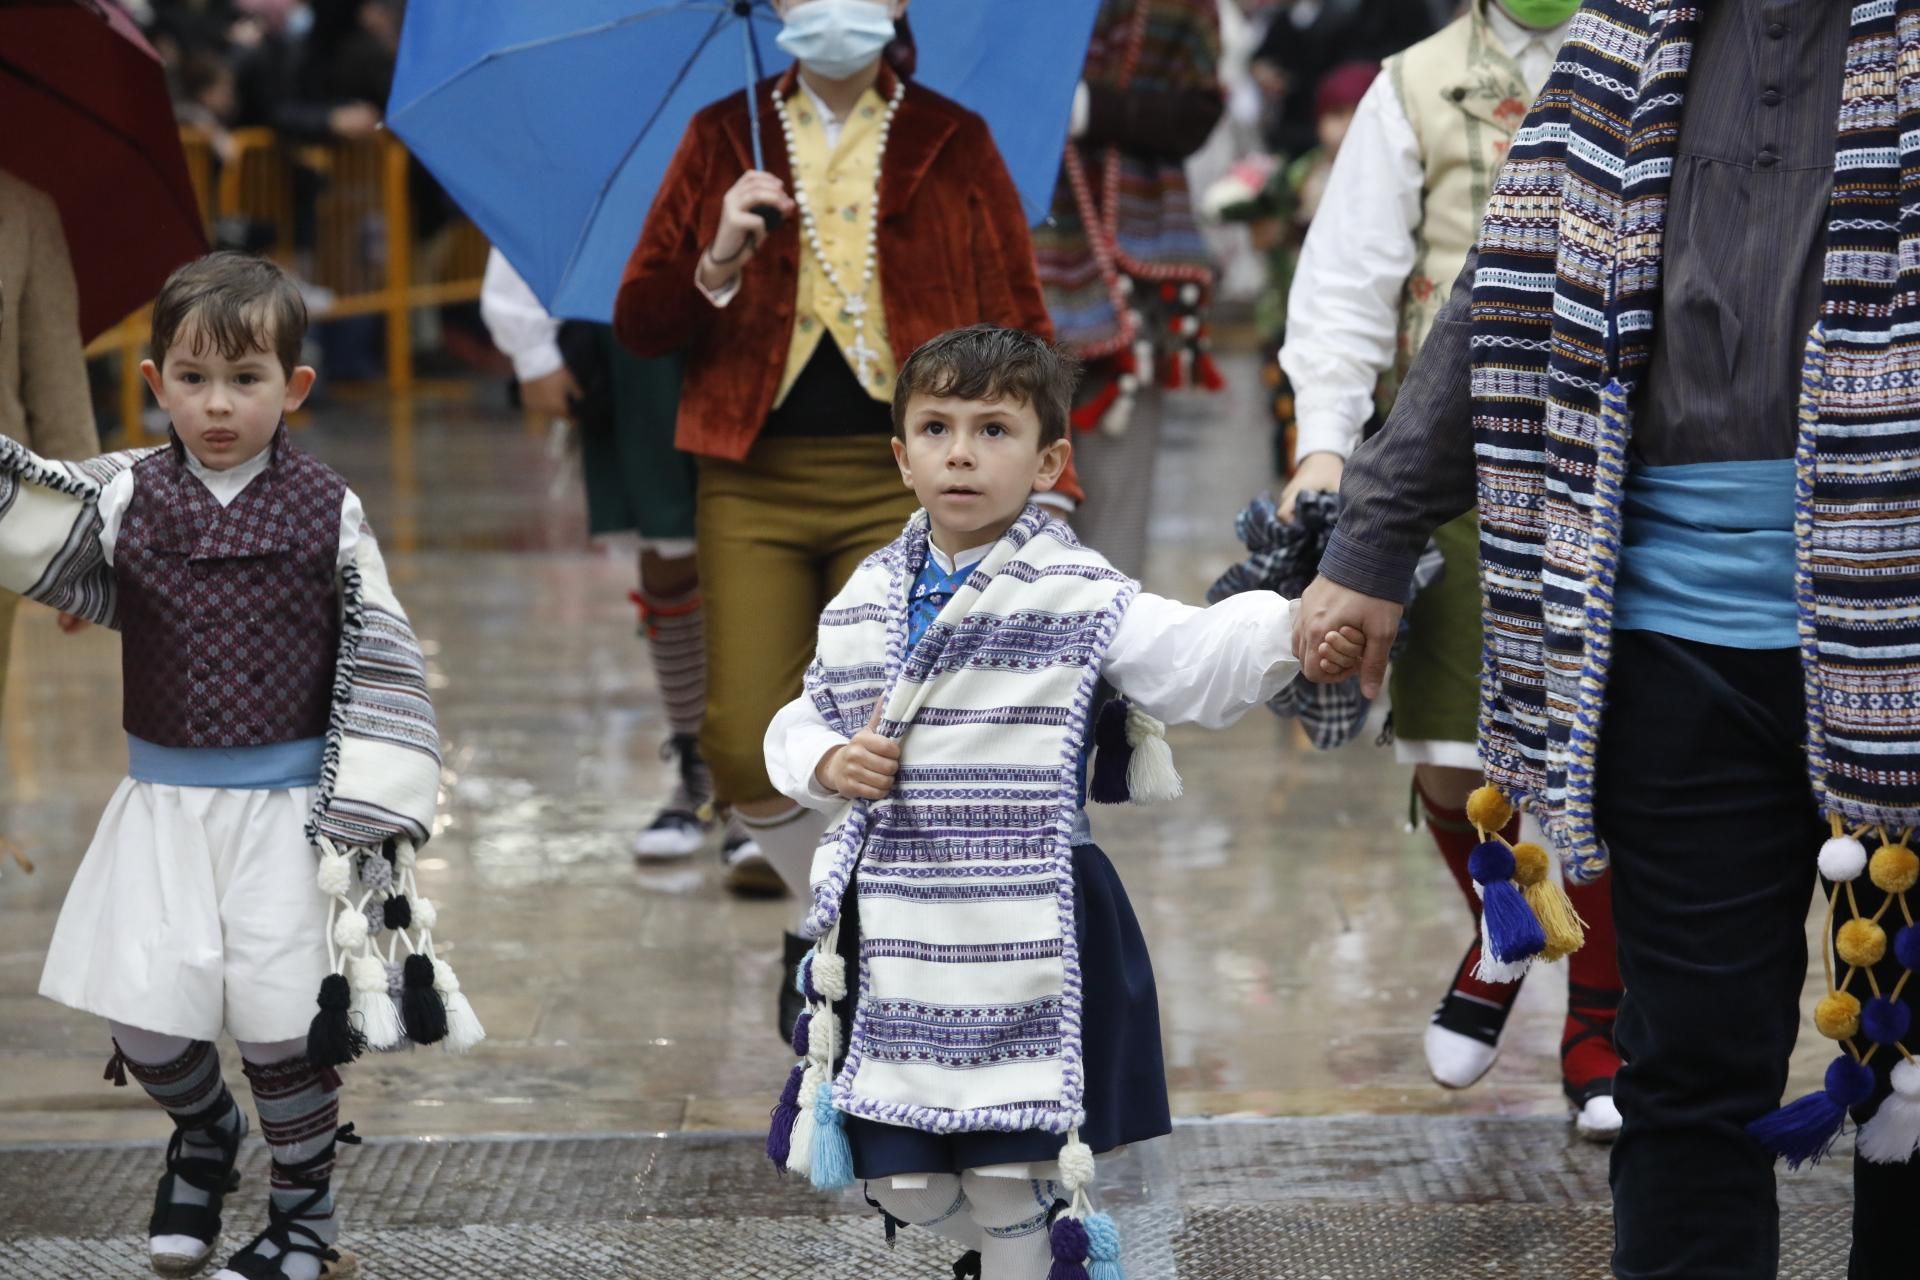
<box><xmin>1465</xmin><ymin>786</ymin><xmax>1515</xmax><ymax>834</ymax></box>
<box><xmin>1511</xmin><ymin>842</ymin><xmax>1550</xmax><ymax>888</ymax></box>
<box><xmin>1815</xmin><ymin>991</ymin><xmax>1862</xmax><ymax>1041</ymax></box>
<box><xmin>1837</xmin><ymin>918</ymin><xmax>1888</xmax><ymax>969</ymax></box>
<box><xmin>1870</xmin><ymin>845</ymin><xmax>1920</xmax><ymax>895</ymax></box>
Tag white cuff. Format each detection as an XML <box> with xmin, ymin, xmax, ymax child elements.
<box><xmin>510</xmin><ymin>343</ymin><xmax>565</xmax><ymax>385</ymax></box>
<box><xmin>794</xmin><ymin>723</ymin><xmax>852</xmax><ymax>808</ymax></box>
<box><xmin>1291</xmin><ymin>408</ymin><xmax>1364</xmax><ymax>463</ymax></box>
<box><xmin>697</xmin><ymin>262</ymin><xmax>741</xmax><ymax>308</ymax></box>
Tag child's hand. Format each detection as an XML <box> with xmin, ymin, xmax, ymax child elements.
<box><xmin>1314</xmin><ymin>625</ymin><xmax>1366</xmax><ymax>679</ymax></box>
<box><xmin>55</xmin><ymin>612</ymin><xmax>91</xmax><ymax>635</ymax></box>
<box><xmin>816</xmin><ymin>706</ymin><xmax>901</xmax><ymax>802</ymax></box>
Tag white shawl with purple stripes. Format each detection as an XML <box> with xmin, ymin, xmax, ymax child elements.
<box><xmin>802</xmin><ymin>505</ymin><xmax>1135</xmax><ymax>1135</ymax></box>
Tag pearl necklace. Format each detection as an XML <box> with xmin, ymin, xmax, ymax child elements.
<box><xmin>773</xmin><ymin>75</ymin><xmax>907</xmax><ymax>388</ymax></box>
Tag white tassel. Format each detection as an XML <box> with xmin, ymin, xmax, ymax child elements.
<box><xmin>1124</xmin><ymin>706</ymin><xmax>1183</xmax><ymax>803</ymax></box>
<box><xmin>1472</xmin><ymin>907</ymin><xmax>1532</xmax><ymax>985</ymax></box>
<box><xmin>349</xmin><ymin>952</ymin><xmax>404</xmax><ymax>1049</ymax></box>
<box><xmin>786</xmin><ymin>1065</ymin><xmax>823</xmax><ymax>1177</ymax></box>
<box><xmin>431</xmin><ymin>959</ymin><xmax>487</xmax><ymax>1054</ymax></box>
<box><xmin>1858</xmin><ymin>1059</ymin><xmax>1920</xmax><ymax>1164</ymax></box>
<box><xmin>413</xmin><ymin>896</ymin><xmax>438</xmax><ymax>931</ymax></box>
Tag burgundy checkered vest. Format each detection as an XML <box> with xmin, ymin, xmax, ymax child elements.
<box><xmin>116</xmin><ymin>431</ymin><xmax>347</xmax><ymax>749</ymax></box>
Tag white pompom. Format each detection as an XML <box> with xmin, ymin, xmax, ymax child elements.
<box><xmin>813</xmin><ymin>953</ymin><xmax>848</xmax><ymax>1001</ymax></box>
<box><xmin>317</xmin><ymin>849</ymin><xmax>353</xmax><ymax>897</ymax></box>
<box><xmin>1057</xmin><ymin>1138</ymin><xmax>1097</xmax><ymax>1193</ymax></box>
<box><xmin>1124</xmin><ymin>706</ymin><xmax>1183</xmax><ymax>803</ymax></box>
<box><xmin>413</xmin><ymin>896</ymin><xmax>438</xmax><ymax>931</ymax></box>
<box><xmin>1117</xmin><ymin>274</ymin><xmax>1135</xmax><ymax>297</ymax></box>
<box><xmin>808</xmin><ymin>1008</ymin><xmax>838</xmax><ymax>1066</ymax></box>
<box><xmin>1820</xmin><ymin>835</ymin><xmax>1868</xmax><ymax>882</ymax></box>
<box><xmin>430</xmin><ymin>958</ymin><xmax>461</xmax><ymax>994</ymax></box>
<box><xmin>1858</xmin><ymin>1060</ymin><xmax>1920</xmax><ymax>1164</ymax></box>
<box><xmin>1179</xmin><ymin>282</ymin><xmax>1201</xmax><ymax>306</ymax></box>
<box><xmin>1101</xmin><ymin>391</ymin><xmax>1135</xmax><ymax>437</ymax></box>
<box><xmin>331</xmin><ymin>910</ymin><xmax>369</xmax><ymax>951</ymax></box>
<box><xmin>349</xmin><ymin>953</ymin><xmax>403</xmax><ymax>1049</ymax></box>
<box><xmin>394</xmin><ymin>839</ymin><xmax>419</xmax><ymax>871</ymax></box>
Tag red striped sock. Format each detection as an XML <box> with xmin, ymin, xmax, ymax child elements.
<box><xmin>632</xmin><ymin>587</ymin><xmax>705</xmax><ymax>740</ymax></box>
<box><xmin>1562</xmin><ymin>873</ymin><xmax>1623</xmax><ymax>1091</ymax></box>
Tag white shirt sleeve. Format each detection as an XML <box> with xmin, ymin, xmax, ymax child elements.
<box><xmin>480</xmin><ymin>248</ymin><xmax>566</xmax><ymax>384</ymax></box>
<box><xmin>1278</xmin><ymin>74</ymin><xmax>1425</xmax><ymax>462</ymax></box>
<box><xmin>765</xmin><ymin>692</ymin><xmax>853</xmax><ymax>811</ymax></box>
<box><xmin>1102</xmin><ymin>590</ymin><xmax>1299</xmax><ymax>730</ymax></box>
<box><xmin>96</xmin><ymin>467</ymin><xmax>136</xmax><ymax>568</ymax></box>
<box><xmin>338</xmin><ymin>488</ymin><xmax>365</xmax><ymax>569</ymax></box>
<box><xmin>697</xmin><ymin>270</ymin><xmax>742</xmax><ymax>309</ymax></box>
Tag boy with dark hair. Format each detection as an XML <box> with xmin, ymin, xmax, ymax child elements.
<box><xmin>0</xmin><ymin>251</ymin><xmax>475</xmax><ymax>1280</ymax></box>
<box><xmin>762</xmin><ymin>325</ymin><xmax>1354</xmax><ymax>1278</ymax></box>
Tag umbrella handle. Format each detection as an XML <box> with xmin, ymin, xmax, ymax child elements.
<box><xmin>737</xmin><ymin>2</ymin><xmax>786</xmax><ymax>234</ymax></box>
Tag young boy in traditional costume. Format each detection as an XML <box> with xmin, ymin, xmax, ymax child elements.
<box><xmin>0</xmin><ymin>253</ymin><xmax>477</xmax><ymax>1280</ymax></box>
<box><xmin>761</xmin><ymin>325</ymin><xmax>1349</xmax><ymax>1278</ymax></box>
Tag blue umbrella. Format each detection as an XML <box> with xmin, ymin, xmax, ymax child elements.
<box><xmin>388</xmin><ymin>0</ymin><xmax>1102</xmax><ymax>323</ymax></box>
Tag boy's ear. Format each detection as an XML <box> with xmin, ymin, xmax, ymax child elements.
<box><xmin>891</xmin><ymin>435</ymin><xmax>913</xmax><ymax>488</ymax></box>
<box><xmin>138</xmin><ymin>359</ymin><xmax>167</xmax><ymax>409</ymax></box>
<box><xmin>283</xmin><ymin>365</ymin><xmax>318</xmax><ymax>413</ymax></box>
<box><xmin>1031</xmin><ymin>437</ymin><xmax>1072</xmax><ymax>492</ymax></box>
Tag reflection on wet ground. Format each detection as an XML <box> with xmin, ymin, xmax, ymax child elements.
<box><xmin>0</xmin><ymin>357</ymin><xmax>1829</xmax><ymax>1152</ymax></box>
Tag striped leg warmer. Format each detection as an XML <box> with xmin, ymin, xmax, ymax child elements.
<box><xmin>218</xmin><ymin>1048</ymin><xmax>354</xmax><ymax>1280</ymax></box>
<box><xmin>632</xmin><ymin>586</ymin><xmax>706</xmax><ymax>740</ymax></box>
<box><xmin>110</xmin><ymin>1027</ymin><xmax>248</xmax><ymax>1244</ymax></box>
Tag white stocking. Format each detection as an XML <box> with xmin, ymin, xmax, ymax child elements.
<box><xmin>960</xmin><ymin>1172</ymin><xmax>1062</xmax><ymax>1280</ymax></box>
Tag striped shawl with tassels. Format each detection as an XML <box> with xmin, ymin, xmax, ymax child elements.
<box><xmin>0</xmin><ymin>437</ymin><xmax>480</xmax><ymax>1061</ymax></box>
<box><xmin>1469</xmin><ymin>0</ymin><xmax>1920</xmax><ymax>883</ymax></box>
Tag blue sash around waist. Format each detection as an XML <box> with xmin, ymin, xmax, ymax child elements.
<box><xmin>126</xmin><ymin>735</ymin><xmax>326</xmax><ymax>790</ymax></box>
<box><xmin>1614</xmin><ymin>459</ymin><xmax>1798</xmax><ymax>650</ymax></box>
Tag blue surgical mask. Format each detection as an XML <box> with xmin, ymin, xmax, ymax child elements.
<box><xmin>777</xmin><ymin>0</ymin><xmax>897</xmax><ymax>81</ymax></box>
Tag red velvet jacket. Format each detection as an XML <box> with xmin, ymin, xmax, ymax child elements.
<box><xmin>616</xmin><ymin>69</ymin><xmax>1078</xmax><ymax>498</ymax></box>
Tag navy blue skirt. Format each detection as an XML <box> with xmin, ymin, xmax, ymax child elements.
<box><xmin>831</xmin><ymin>841</ymin><xmax>1172</xmax><ymax>1179</ymax></box>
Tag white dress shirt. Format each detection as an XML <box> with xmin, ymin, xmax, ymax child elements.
<box><xmin>764</xmin><ymin>538</ymin><xmax>1299</xmax><ymax>808</ymax></box>
<box><xmin>1278</xmin><ymin>7</ymin><xmax>1570</xmax><ymax>462</ymax></box>
<box><xmin>479</xmin><ymin>248</ymin><xmax>565</xmax><ymax>384</ymax></box>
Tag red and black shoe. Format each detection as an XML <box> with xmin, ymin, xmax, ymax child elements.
<box><xmin>1562</xmin><ymin>981</ymin><xmax>1623</xmax><ymax>1142</ymax></box>
<box><xmin>1425</xmin><ymin>931</ymin><xmax>1525</xmax><ymax>1089</ymax></box>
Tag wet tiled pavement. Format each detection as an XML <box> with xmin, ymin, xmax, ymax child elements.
<box><xmin>0</xmin><ymin>358</ymin><xmax>1842</xmax><ymax>1275</ymax></box>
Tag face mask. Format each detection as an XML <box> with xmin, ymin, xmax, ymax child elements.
<box><xmin>778</xmin><ymin>0</ymin><xmax>897</xmax><ymax>81</ymax></box>
<box><xmin>1496</xmin><ymin>0</ymin><xmax>1580</xmax><ymax>30</ymax></box>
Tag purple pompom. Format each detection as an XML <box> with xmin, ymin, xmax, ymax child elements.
<box><xmin>1896</xmin><ymin>925</ymin><xmax>1920</xmax><ymax>973</ymax></box>
<box><xmin>791</xmin><ymin>1012</ymin><xmax>813</xmax><ymax>1058</ymax></box>
<box><xmin>766</xmin><ymin>1064</ymin><xmax>805</xmax><ymax>1169</ymax></box>
<box><xmin>1049</xmin><ymin>1215</ymin><xmax>1090</xmax><ymax>1263</ymax></box>
<box><xmin>1863</xmin><ymin>996</ymin><xmax>1913</xmax><ymax>1048</ymax></box>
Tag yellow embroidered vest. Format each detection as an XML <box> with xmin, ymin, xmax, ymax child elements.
<box><xmin>1386</xmin><ymin>1</ymin><xmax>1530</xmax><ymax>377</ymax></box>
<box><xmin>779</xmin><ymin>87</ymin><xmax>897</xmax><ymax>406</ymax></box>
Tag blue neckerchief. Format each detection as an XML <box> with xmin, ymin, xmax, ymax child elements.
<box><xmin>907</xmin><ymin>554</ymin><xmax>974</xmax><ymax>651</ymax></box>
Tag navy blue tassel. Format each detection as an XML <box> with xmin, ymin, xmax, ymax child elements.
<box><xmin>791</xmin><ymin>1011</ymin><xmax>813</xmax><ymax>1058</ymax></box>
<box><xmin>1749</xmin><ymin>1055</ymin><xmax>1876</xmax><ymax>1168</ymax></box>
<box><xmin>1047</xmin><ymin>1215</ymin><xmax>1091</xmax><ymax>1280</ymax></box>
<box><xmin>766</xmin><ymin>1064</ymin><xmax>804</xmax><ymax>1169</ymax></box>
<box><xmin>1088</xmin><ymin>697</ymin><xmax>1132</xmax><ymax>805</ymax></box>
<box><xmin>1468</xmin><ymin>841</ymin><xmax>1545</xmax><ymax>965</ymax></box>
<box><xmin>399</xmin><ymin>953</ymin><xmax>448</xmax><ymax>1045</ymax></box>
<box><xmin>306</xmin><ymin>973</ymin><xmax>366</xmax><ymax>1070</ymax></box>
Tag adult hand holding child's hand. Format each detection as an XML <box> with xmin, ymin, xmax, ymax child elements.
<box><xmin>816</xmin><ymin>705</ymin><xmax>900</xmax><ymax>802</ymax></box>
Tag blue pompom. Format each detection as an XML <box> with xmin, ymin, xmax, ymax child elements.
<box><xmin>1862</xmin><ymin>997</ymin><xmax>1912</xmax><ymax>1048</ymax></box>
<box><xmin>1480</xmin><ymin>879</ymin><xmax>1546</xmax><ymax>965</ymax></box>
<box><xmin>1895</xmin><ymin>925</ymin><xmax>1920</xmax><ymax>973</ymax></box>
<box><xmin>1827</xmin><ymin>1054</ymin><xmax>1878</xmax><ymax>1109</ymax></box>
<box><xmin>1467</xmin><ymin>840</ymin><xmax>1516</xmax><ymax>886</ymax></box>
<box><xmin>809</xmin><ymin>1081</ymin><xmax>854</xmax><ymax>1189</ymax></box>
